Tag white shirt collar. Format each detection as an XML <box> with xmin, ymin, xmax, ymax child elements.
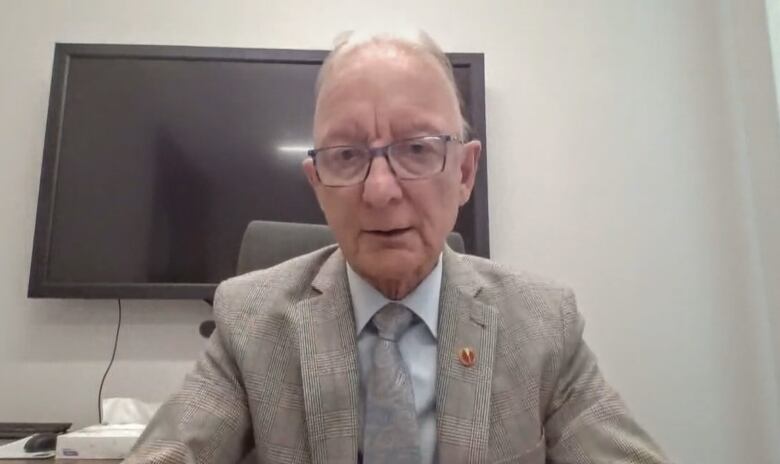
<box><xmin>347</xmin><ymin>254</ymin><xmax>442</xmax><ymax>339</ymax></box>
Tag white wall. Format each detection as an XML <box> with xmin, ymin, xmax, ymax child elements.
<box><xmin>1</xmin><ymin>1</ymin><xmax>778</xmax><ymax>463</ymax></box>
<box><xmin>761</xmin><ymin>0</ymin><xmax>780</xmax><ymax>429</ymax></box>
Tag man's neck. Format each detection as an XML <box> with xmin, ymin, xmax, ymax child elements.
<box><xmin>355</xmin><ymin>256</ymin><xmax>441</xmax><ymax>300</ymax></box>
<box><xmin>373</xmin><ymin>276</ymin><xmax>424</xmax><ymax>300</ymax></box>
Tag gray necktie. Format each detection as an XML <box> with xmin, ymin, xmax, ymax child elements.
<box><xmin>363</xmin><ymin>302</ymin><xmax>422</xmax><ymax>464</ymax></box>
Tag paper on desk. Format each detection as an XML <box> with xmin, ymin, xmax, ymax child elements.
<box><xmin>102</xmin><ymin>397</ymin><xmax>161</xmax><ymax>425</ymax></box>
<box><xmin>0</xmin><ymin>437</ymin><xmax>56</xmax><ymax>459</ymax></box>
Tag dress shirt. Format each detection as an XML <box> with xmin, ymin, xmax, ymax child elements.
<box><xmin>347</xmin><ymin>255</ymin><xmax>442</xmax><ymax>464</ymax></box>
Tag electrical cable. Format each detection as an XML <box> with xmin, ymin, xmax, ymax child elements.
<box><xmin>97</xmin><ymin>299</ymin><xmax>122</xmax><ymax>424</ymax></box>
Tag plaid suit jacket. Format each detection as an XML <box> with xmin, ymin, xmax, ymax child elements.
<box><xmin>125</xmin><ymin>245</ymin><xmax>669</xmax><ymax>463</ymax></box>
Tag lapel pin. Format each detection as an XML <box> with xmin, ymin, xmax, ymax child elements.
<box><xmin>458</xmin><ymin>347</ymin><xmax>476</xmax><ymax>367</ymax></box>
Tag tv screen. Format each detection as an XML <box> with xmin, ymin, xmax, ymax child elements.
<box><xmin>29</xmin><ymin>43</ymin><xmax>488</xmax><ymax>299</ymax></box>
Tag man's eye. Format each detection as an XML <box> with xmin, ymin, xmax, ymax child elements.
<box><xmin>409</xmin><ymin>143</ymin><xmax>426</xmax><ymax>154</ymax></box>
<box><xmin>336</xmin><ymin>148</ymin><xmax>357</xmax><ymax>161</ymax></box>
<box><xmin>407</xmin><ymin>141</ymin><xmax>437</xmax><ymax>155</ymax></box>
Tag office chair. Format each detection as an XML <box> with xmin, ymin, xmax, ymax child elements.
<box><xmin>236</xmin><ymin>220</ymin><xmax>465</xmax><ymax>274</ymax></box>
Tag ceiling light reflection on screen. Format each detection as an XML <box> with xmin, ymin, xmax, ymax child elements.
<box><xmin>277</xmin><ymin>145</ymin><xmax>311</xmax><ymax>154</ymax></box>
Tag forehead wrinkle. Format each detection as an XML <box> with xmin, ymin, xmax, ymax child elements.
<box><xmin>373</xmin><ymin>103</ymin><xmax>383</xmax><ymax>145</ymax></box>
<box><xmin>315</xmin><ymin>86</ymin><xmax>376</xmax><ymax>145</ymax></box>
<box><xmin>319</xmin><ymin>120</ymin><xmax>369</xmax><ymax>146</ymax></box>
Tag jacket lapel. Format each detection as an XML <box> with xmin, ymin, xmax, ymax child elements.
<box><xmin>436</xmin><ymin>248</ymin><xmax>499</xmax><ymax>464</ymax></box>
<box><xmin>296</xmin><ymin>248</ymin><xmax>361</xmax><ymax>464</ymax></box>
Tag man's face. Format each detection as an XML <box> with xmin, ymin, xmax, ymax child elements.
<box><xmin>303</xmin><ymin>45</ymin><xmax>481</xmax><ymax>292</ymax></box>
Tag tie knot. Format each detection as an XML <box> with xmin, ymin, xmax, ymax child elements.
<box><xmin>372</xmin><ymin>303</ymin><xmax>414</xmax><ymax>341</ymax></box>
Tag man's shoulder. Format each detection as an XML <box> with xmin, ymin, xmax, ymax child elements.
<box><xmin>214</xmin><ymin>244</ymin><xmax>338</xmax><ymax>312</ymax></box>
<box><xmin>454</xmin><ymin>253</ymin><xmax>573</xmax><ymax>319</ymax></box>
<box><xmin>455</xmin><ymin>253</ymin><xmax>571</xmax><ymax>295</ymax></box>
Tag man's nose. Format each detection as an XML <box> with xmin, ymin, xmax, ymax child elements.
<box><xmin>362</xmin><ymin>155</ymin><xmax>402</xmax><ymax>208</ymax></box>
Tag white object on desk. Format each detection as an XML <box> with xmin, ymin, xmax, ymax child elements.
<box><xmin>100</xmin><ymin>398</ymin><xmax>160</xmax><ymax>425</ymax></box>
<box><xmin>56</xmin><ymin>424</ymin><xmax>144</xmax><ymax>460</ymax></box>
<box><xmin>0</xmin><ymin>436</ymin><xmax>56</xmax><ymax>460</ymax></box>
<box><xmin>54</xmin><ymin>398</ymin><xmax>158</xmax><ymax>460</ymax></box>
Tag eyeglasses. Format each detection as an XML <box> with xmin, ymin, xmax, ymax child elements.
<box><xmin>307</xmin><ymin>134</ymin><xmax>463</xmax><ymax>187</ymax></box>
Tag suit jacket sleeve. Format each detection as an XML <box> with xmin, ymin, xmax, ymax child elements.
<box><xmin>124</xmin><ymin>285</ymin><xmax>252</xmax><ymax>464</ymax></box>
<box><xmin>544</xmin><ymin>288</ymin><xmax>671</xmax><ymax>463</ymax></box>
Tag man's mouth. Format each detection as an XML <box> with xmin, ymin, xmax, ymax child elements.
<box><xmin>365</xmin><ymin>227</ymin><xmax>412</xmax><ymax>237</ymax></box>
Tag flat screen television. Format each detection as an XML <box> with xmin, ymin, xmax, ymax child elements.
<box><xmin>28</xmin><ymin>43</ymin><xmax>489</xmax><ymax>300</ymax></box>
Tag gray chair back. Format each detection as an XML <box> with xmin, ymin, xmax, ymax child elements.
<box><xmin>236</xmin><ymin>220</ymin><xmax>465</xmax><ymax>275</ymax></box>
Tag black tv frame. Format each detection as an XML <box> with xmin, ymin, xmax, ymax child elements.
<box><xmin>28</xmin><ymin>43</ymin><xmax>489</xmax><ymax>300</ymax></box>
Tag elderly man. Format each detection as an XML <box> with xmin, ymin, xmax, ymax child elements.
<box><xmin>127</xmin><ymin>31</ymin><xmax>669</xmax><ymax>464</ymax></box>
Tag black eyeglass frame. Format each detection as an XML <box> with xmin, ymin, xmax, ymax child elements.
<box><xmin>307</xmin><ymin>134</ymin><xmax>464</xmax><ymax>187</ymax></box>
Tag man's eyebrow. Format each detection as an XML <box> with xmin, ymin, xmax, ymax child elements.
<box><xmin>319</xmin><ymin>126</ymin><xmax>364</xmax><ymax>147</ymax></box>
<box><xmin>318</xmin><ymin>118</ymin><xmax>450</xmax><ymax>146</ymax></box>
<box><xmin>393</xmin><ymin>119</ymin><xmax>448</xmax><ymax>137</ymax></box>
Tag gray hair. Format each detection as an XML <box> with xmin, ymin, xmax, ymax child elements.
<box><xmin>315</xmin><ymin>29</ymin><xmax>471</xmax><ymax>139</ymax></box>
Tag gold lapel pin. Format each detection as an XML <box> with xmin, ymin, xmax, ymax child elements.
<box><xmin>458</xmin><ymin>347</ymin><xmax>476</xmax><ymax>367</ymax></box>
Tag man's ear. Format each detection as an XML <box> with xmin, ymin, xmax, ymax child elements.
<box><xmin>458</xmin><ymin>140</ymin><xmax>481</xmax><ymax>206</ymax></box>
<box><xmin>302</xmin><ymin>158</ymin><xmax>325</xmax><ymax>210</ymax></box>
<box><xmin>302</xmin><ymin>157</ymin><xmax>319</xmax><ymax>189</ymax></box>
